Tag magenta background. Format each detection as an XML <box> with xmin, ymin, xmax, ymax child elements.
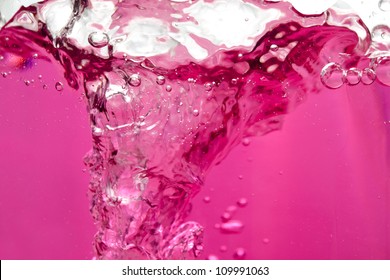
<box><xmin>0</xmin><ymin>59</ymin><xmax>389</xmax><ymax>259</ymax></box>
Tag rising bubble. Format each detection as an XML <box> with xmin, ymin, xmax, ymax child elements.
<box><xmin>361</xmin><ymin>68</ymin><xmax>376</xmax><ymax>85</ymax></box>
<box><xmin>375</xmin><ymin>57</ymin><xmax>390</xmax><ymax>86</ymax></box>
<box><xmin>379</xmin><ymin>0</ymin><xmax>390</xmax><ymax>12</ymax></box>
<box><xmin>233</xmin><ymin>248</ymin><xmax>246</xmax><ymax>259</ymax></box>
<box><xmin>128</xmin><ymin>74</ymin><xmax>141</xmax><ymax>87</ymax></box>
<box><xmin>321</xmin><ymin>63</ymin><xmax>345</xmax><ymax>89</ymax></box>
<box><xmin>156</xmin><ymin>75</ymin><xmax>166</xmax><ymax>85</ymax></box>
<box><xmin>220</xmin><ymin>220</ymin><xmax>244</xmax><ymax>234</ymax></box>
<box><xmin>88</xmin><ymin>32</ymin><xmax>109</xmax><ymax>48</ymax></box>
<box><xmin>55</xmin><ymin>81</ymin><xmax>64</xmax><ymax>91</ymax></box>
<box><xmin>344</xmin><ymin>68</ymin><xmax>361</xmax><ymax>85</ymax></box>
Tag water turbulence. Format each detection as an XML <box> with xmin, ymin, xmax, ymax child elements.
<box><xmin>0</xmin><ymin>0</ymin><xmax>389</xmax><ymax>259</ymax></box>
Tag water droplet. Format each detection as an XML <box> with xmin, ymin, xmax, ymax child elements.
<box><xmin>166</xmin><ymin>85</ymin><xmax>172</xmax><ymax>92</ymax></box>
<box><xmin>242</xmin><ymin>137</ymin><xmax>251</xmax><ymax>146</ymax></box>
<box><xmin>233</xmin><ymin>248</ymin><xmax>246</xmax><ymax>259</ymax></box>
<box><xmin>379</xmin><ymin>0</ymin><xmax>390</xmax><ymax>11</ymax></box>
<box><xmin>237</xmin><ymin>198</ymin><xmax>248</xmax><ymax>207</ymax></box>
<box><xmin>88</xmin><ymin>32</ymin><xmax>109</xmax><ymax>48</ymax></box>
<box><xmin>263</xmin><ymin>238</ymin><xmax>270</xmax><ymax>244</ymax></box>
<box><xmin>361</xmin><ymin>68</ymin><xmax>376</xmax><ymax>85</ymax></box>
<box><xmin>344</xmin><ymin>68</ymin><xmax>361</xmax><ymax>85</ymax></box>
<box><xmin>220</xmin><ymin>220</ymin><xmax>244</xmax><ymax>234</ymax></box>
<box><xmin>376</xmin><ymin>57</ymin><xmax>390</xmax><ymax>86</ymax></box>
<box><xmin>204</xmin><ymin>82</ymin><xmax>213</xmax><ymax>91</ymax></box>
<box><xmin>128</xmin><ymin>74</ymin><xmax>141</xmax><ymax>87</ymax></box>
<box><xmin>156</xmin><ymin>75</ymin><xmax>165</xmax><ymax>85</ymax></box>
<box><xmin>192</xmin><ymin>109</ymin><xmax>199</xmax><ymax>116</ymax></box>
<box><xmin>207</xmin><ymin>254</ymin><xmax>219</xmax><ymax>260</ymax></box>
<box><xmin>203</xmin><ymin>196</ymin><xmax>211</xmax><ymax>203</ymax></box>
<box><xmin>270</xmin><ymin>44</ymin><xmax>279</xmax><ymax>51</ymax></box>
<box><xmin>321</xmin><ymin>62</ymin><xmax>345</xmax><ymax>89</ymax></box>
<box><xmin>55</xmin><ymin>82</ymin><xmax>64</xmax><ymax>91</ymax></box>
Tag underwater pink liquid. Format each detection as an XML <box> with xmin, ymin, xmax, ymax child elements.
<box><xmin>0</xmin><ymin>0</ymin><xmax>389</xmax><ymax>259</ymax></box>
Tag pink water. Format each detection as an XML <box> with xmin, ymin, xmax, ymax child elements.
<box><xmin>0</xmin><ymin>0</ymin><xmax>389</xmax><ymax>259</ymax></box>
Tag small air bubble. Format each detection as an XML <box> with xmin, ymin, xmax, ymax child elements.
<box><xmin>375</xmin><ymin>57</ymin><xmax>390</xmax><ymax>86</ymax></box>
<box><xmin>0</xmin><ymin>55</ymin><xmax>4</xmax><ymax>60</ymax></box>
<box><xmin>55</xmin><ymin>82</ymin><xmax>64</xmax><ymax>91</ymax></box>
<box><xmin>237</xmin><ymin>198</ymin><xmax>248</xmax><ymax>207</ymax></box>
<box><xmin>192</xmin><ymin>109</ymin><xmax>199</xmax><ymax>116</ymax></box>
<box><xmin>38</xmin><ymin>74</ymin><xmax>42</xmax><ymax>80</ymax></box>
<box><xmin>204</xmin><ymin>82</ymin><xmax>213</xmax><ymax>91</ymax></box>
<box><xmin>220</xmin><ymin>220</ymin><xmax>244</xmax><ymax>234</ymax></box>
<box><xmin>88</xmin><ymin>32</ymin><xmax>109</xmax><ymax>48</ymax></box>
<box><xmin>238</xmin><ymin>175</ymin><xmax>243</xmax><ymax>180</ymax></box>
<box><xmin>220</xmin><ymin>245</ymin><xmax>228</xmax><ymax>252</ymax></box>
<box><xmin>43</xmin><ymin>84</ymin><xmax>48</xmax><ymax>89</ymax></box>
<box><xmin>32</xmin><ymin>53</ymin><xmax>38</xmax><ymax>59</ymax></box>
<box><xmin>128</xmin><ymin>74</ymin><xmax>141</xmax><ymax>87</ymax></box>
<box><xmin>379</xmin><ymin>0</ymin><xmax>390</xmax><ymax>11</ymax></box>
<box><xmin>166</xmin><ymin>85</ymin><xmax>172</xmax><ymax>92</ymax></box>
<box><xmin>270</xmin><ymin>44</ymin><xmax>279</xmax><ymax>51</ymax></box>
<box><xmin>221</xmin><ymin>212</ymin><xmax>232</xmax><ymax>222</ymax></box>
<box><xmin>24</xmin><ymin>80</ymin><xmax>30</xmax><ymax>86</ymax></box>
<box><xmin>344</xmin><ymin>68</ymin><xmax>361</xmax><ymax>85</ymax></box>
<box><xmin>231</xmin><ymin>78</ymin><xmax>238</xmax><ymax>85</ymax></box>
<box><xmin>263</xmin><ymin>238</ymin><xmax>270</xmax><ymax>244</ymax></box>
<box><xmin>321</xmin><ymin>62</ymin><xmax>345</xmax><ymax>89</ymax></box>
<box><xmin>207</xmin><ymin>254</ymin><xmax>219</xmax><ymax>260</ymax></box>
<box><xmin>361</xmin><ymin>68</ymin><xmax>376</xmax><ymax>85</ymax></box>
<box><xmin>156</xmin><ymin>75</ymin><xmax>166</xmax><ymax>85</ymax></box>
<box><xmin>203</xmin><ymin>196</ymin><xmax>211</xmax><ymax>203</ymax></box>
<box><xmin>242</xmin><ymin>138</ymin><xmax>250</xmax><ymax>146</ymax></box>
<box><xmin>233</xmin><ymin>248</ymin><xmax>246</xmax><ymax>260</ymax></box>
<box><xmin>1</xmin><ymin>72</ymin><xmax>7</xmax><ymax>78</ymax></box>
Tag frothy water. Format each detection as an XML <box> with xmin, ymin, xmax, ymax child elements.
<box><xmin>0</xmin><ymin>0</ymin><xmax>389</xmax><ymax>259</ymax></box>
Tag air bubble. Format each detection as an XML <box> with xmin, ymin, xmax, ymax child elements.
<box><xmin>24</xmin><ymin>80</ymin><xmax>30</xmax><ymax>86</ymax></box>
<box><xmin>321</xmin><ymin>62</ymin><xmax>345</xmax><ymax>89</ymax></box>
<box><xmin>204</xmin><ymin>82</ymin><xmax>213</xmax><ymax>91</ymax></box>
<box><xmin>233</xmin><ymin>248</ymin><xmax>246</xmax><ymax>260</ymax></box>
<box><xmin>221</xmin><ymin>212</ymin><xmax>232</xmax><ymax>222</ymax></box>
<box><xmin>165</xmin><ymin>85</ymin><xmax>172</xmax><ymax>92</ymax></box>
<box><xmin>88</xmin><ymin>32</ymin><xmax>109</xmax><ymax>48</ymax></box>
<box><xmin>33</xmin><ymin>53</ymin><xmax>38</xmax><ymax>59</ymax></box>
<box><xmin>376</xmin><ymin>57</ymin><xmax>390</xmax><ymax>86</ymax></box>
<box><xmin>379</xmin><ymin>0</ymin><xmax>390</xmax><ymax>11</ymax></box>
<box><xmin>237</xmin><ymin>198</ymin><xmax>248</xmax><ymax>207</ymax></box>
<box><xmin>361</xmin><ymin>68</ymin><xmax>376</xmax><ymax>85</ymax></box>
<box><xmin>207</xmin><ymin>254</ymin><xmax>219</xmax><ymax>260</ymax></box>
<box><xmin>220</xmin><ymin>245</ymin><xmax>227</xmax><ymax>252</ymax></box>
<box><xmin>192</xmin><ymin>109</ymin><xmax>199</xmax><ymax>116</ymax></box>
<box><xmin>128</xmin><ymin>74</ymin><xmax>141</xmax><ymax>87</ymax></box>
<box><xmin>270</xmin><ymin>44</ymin><xmax>279</xmax><ymax>51</ymax></box>
<box><xmin>220</xmin><ymin>220</ymin><xmax>244</xmax><ymax>234</ymax></box>
<box><xmin>203</xmin><ymin>196</ymin><xmax>211</xmax><ymax>203</ymax></box>
<box><xmin>55</xmin><ymin>82</ymin><xmax>64</xmax><ymax>91</ymax></box>
<box><xmin>344</xmin><ymin>68</ymin><xmax>361</xmax><ymax>85</ymax></box>
<box><xmin>372</xmin><ymin>25</ymin><xmax>390</xmax><ymax>43</ymax></box>
<box><xmin>1</xmin><ymin>72</ymin><xmax>7</xmax><ymax>78</ymax></box>
<box><xmin>156</xmin><ymin>75</ymin><xmax>166</xmax><ymax>85</ymax></box>
<box><xmin>263</xmin><ymin>238</ymin><xmax>270</xmax><ymax>244</ymax></box>
<box><xmin>43</xmin><ymin>84</ymin><xmax>48</xmax><ymax>90</ymax></box>
<box><xmin>242</xmin><ymin>138</ymin><xmax>251</xmax><ymax>146</ymax></box>
<box><xmin>231</xmin><ymin>78</ymin><xmax>238</xmax><ymax>85</ymax></box>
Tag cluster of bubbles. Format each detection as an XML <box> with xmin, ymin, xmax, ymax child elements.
<box><xmin>321</xmin><ymin>57</ymin><xmax>390</xmax><ymax>89</ymax></box>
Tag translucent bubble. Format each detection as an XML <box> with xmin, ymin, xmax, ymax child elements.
<box><xmin>220</xmin><ymin>245</ymin><xmax>228</xmax><ymax>252</ymax></box>
<box><xmin>55</xmin><ymin>81</ymin><xmax>64</xmax><ymax>91</ymax></box>
<box><xmin>270</xmin><ymin>44</ymin><xmax>279</xmax><ymax>51</ymax></box>
<box><xmin>237</xmin><ymin>198</ymin><xmax>248</xmax><ymax>207</ymax></box>
<box><xmin>263</xmin><ymin>238</ymin><xmax>270</xmax><ymax>244</ymax></box>
<box><xmin>156</xmin><ymin>75</ymin><xmax>166</xmax><ymax>85</ymax></box>
<box><xmin>242</xmin><ymin>138</ymin><xmax>251</xmax><ymax>146</ymax></box>
<box><xmin>43</xmin><ymin>84</ymin><xmax>48</xmax><ymax>90</ymax></box>
<box><xmin>220</xmin><ymin>220</ymin><xmax>244</xmax><ymax>234</ymax></box>
<box><xmin>192</xmin><ymin>109</ymin><xmax>199</xmax><ymax>116</ymax></box>
<box><xmin>372</xmin><ymin>25</ymin><xmax>390</xmax><ymax>43</ymax></box>
<box><xmin>321</xmin><ymin>63</ymin><xmax>345</xmax><ymax>89</ymax></box>
<box><xmin>344</xmin><ymin>68</ymin><xmax>361</xmax><ymax>85</ymax></box>
<box><xmin>128</xmin><ymin>74</ymin><xmax>141</xmax><ymax>87</ymax></box>
<box><xmin>88</xmin><ymin>32</ymin><xmax>109</xmax><ymax>48</ymax></box>
<box><xmin>203</xmin><ymin>196</ymin><xmax>211</xmax><ymax>203</ymax></box>
<box><xmin>361</xmin><ymin>68</ymin><xmax>376</xmax><ymax>85</ymax></box>
<box><xmin>233</xmin><ymin>248</ymin><xmax>246</xmax><ymax>259</ymax></box>
<box><xmin>165</xmin><ymin>85</ymin><xmax>172</xmax><ymax>92</ymax></box>
<box><xmin>376</xmin><ymin>57</ymin><xmax>390</xmax><ymax>86</ymax></box>
<box><xmin>379</xmin><ymin>0</ymin><xmax>390</xmax><ymax>11</ymax></box>
<box><xmin>1</xmin><ymin>72</ymin><xmax>7</xmax><ymax>78</ymax></box>
<box><xmin>204</xmin><ymin>82</ymin><xmax>213</xmax><ymax>91</ymax></box>
<box><xmin>221</xmin><ymin>212</ymin><xmax>232</xmax><ymax>222</ymax></box>
<box><xmin>24</xmin><ymin>80</ymin><xmax>30</xmax><ymax>86</ymax></box>
<box><xmin>207</xmin><ymin>254</ymin><xmax>219</xmax><ymax>260</ymax></box>
<box><xmin>231</xmin><ymin>78</ymin><xmax>238</xmax><ymax>85</ymax></box>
